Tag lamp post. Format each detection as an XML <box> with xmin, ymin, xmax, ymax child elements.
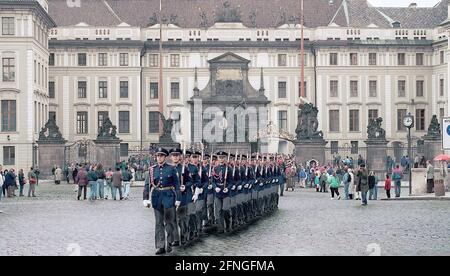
<box><xmin>403</xmin><ymin>113</ymin><xmax>414</xmax><ymax>195</ymax></box>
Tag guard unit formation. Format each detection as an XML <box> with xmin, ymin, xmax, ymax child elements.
<box><xmin>143</xmin><ymin>147</ymin><xmax>287</xmax><ymax>255</ymax></box>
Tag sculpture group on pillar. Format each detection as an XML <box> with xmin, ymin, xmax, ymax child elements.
<box><xmin>38</xmin><ymin>116</ymin><xmax>66</xmax><ymax>144</ymax></box>
<box><xmin>97</xmin><ymin>117</ymin><xmax>119</xmax><ymax>141</ymax></box>
<box><xmin>158</xmin><ymin>112</ymin><xmax>178</xmax><ymax>143</ymax></box>
<box><xmin>424</xmin><ymin>115</ymin><xmax>441</xmax><ymax>140</ymax></box>
<box><xmin>295</xmin><ymin>102</ymin><xmax>324</xmax><ymax>141</ymax></box>
<box><xmin>367</xmin><ymin>117</ymin><xmax>387</xmax><ymax>141</ymax></box>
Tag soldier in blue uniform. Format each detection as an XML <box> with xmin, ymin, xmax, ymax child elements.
<box><xmin>205</xmin><ymin>154</ymin><xmax>216</xmax><ymax>227</ymax></box>
<box><xmin>187</xmin><ymin>151</ymin><xmax>201</xmax><ymax>240</ymax></box>
<box><xmin>170</xmin><ymin>148</ymin><xmax>192</xmax><ymax>246</ymax></box>
<box><xmin>143</xmin><ymin>148</ymin><xmax>180</xmax><ymax>255</ymax></box>
<box><xmin>240</xmin><ymin>155</ymin><xmax>250</xmax><ymax>224</ymax></box>
<box><xmin>212</xmin><ymin>151</ymin><xmax>232</xmax><ymax>234</ymax></box>
<box><xmin>193</xmin><ymin>152</ymin><xmax>209</xmax><ymax>233</ymax></box>
<box><xmin>228</xmin><ymin>154</ymin><xmax>239</xmax><ymax>230</ymax></box>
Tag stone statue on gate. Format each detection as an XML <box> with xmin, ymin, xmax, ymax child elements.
<box><xmin>295</xmin><ymin>103</ymin><xmax>324</xmax><ymax>141</ymax></box>
<box><xmin>158</xmin><ymin>112</ymin><xmax>180</xmax><ymax>143</ymax></box>
<box><xmin>424</xmin><ymin>115</ymin><xmax>441</xmax><ymax>140</ymax></box>
<box><xmin>367</xmin><ymin>117</ymin><xmax>386</xmax><ymax>141</ymax></box>
<box><xmin>97</xmin><ymin>117</ymin><xmax>119</xmax><ymax>140</ymax></box>
<box><xmin>37</xmin><ymin>116</ymin><xmax>66</xmax><ymax>144</ymax></box>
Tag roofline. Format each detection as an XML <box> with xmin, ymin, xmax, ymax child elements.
<box><xmin>49</xmin><ymin>39</ymin><xmax>435</xmax><ymax>50</ymax></box>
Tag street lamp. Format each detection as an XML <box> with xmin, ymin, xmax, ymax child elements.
<box><xmin>403</xmin><ymin>113</ymin><xmax>414</xmax><ymax>195</ymax></box>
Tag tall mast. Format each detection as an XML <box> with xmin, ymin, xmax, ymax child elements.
<box><xmin>158</xmin><ymin>0</ymin><xmax>164</xmax><ymax>134</ymax></box>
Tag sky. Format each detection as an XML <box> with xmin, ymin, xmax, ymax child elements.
<box><xmin>368</xmin><ymin>0</ymin><xmax>441</xmax><ymax>7</ymax></box>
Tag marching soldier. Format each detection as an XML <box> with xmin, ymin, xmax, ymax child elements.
<box><xmin>188</xmin><ymin>151</ymin><xmax>202</xmax><ymax>239</ymax></box>
<box><xmin>170</xmin><ymin>148</ymin><xmax>192</xmax><ymax>246</ymax></box>
<box><xmin>193</xmin><ymin>152</ymin><xmax>209</xmax><ymax>233</ymax></box>
<box><xmin>143</xmin><ymin>148</ymin><xmax>180</xmax><ymax>255</ymax></box>
<box><xmin>212</xmin><ymin>151</ymin><xmax>232</xmax><ymax>234</ymax></box>
<box><xmin>205</xmin><ymin>154</ymin><xmax>215</xmax><ymax>228</ymax></box>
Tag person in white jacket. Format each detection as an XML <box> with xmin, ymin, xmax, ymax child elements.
<box><xmin>348</xmin><ymin>169</ymin><xmax>355</xmax><ymax>200</ymax></box>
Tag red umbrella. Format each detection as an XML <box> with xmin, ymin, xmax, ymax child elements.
<box><xmin>434</xmin><ymin>154</ymin><xmax>450</xmax><ymax>162</ymax></box>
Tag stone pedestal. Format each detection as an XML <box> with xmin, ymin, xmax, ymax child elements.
<box><xmin>423</xmin><ymin>138</ymin><xmax>442</xmax><ymax>162</ymax></box>
<box><xmin>365</xmin><ymin>139</ymin><xmax>388</xmax><ymax>177</ymax></box>
<box><xmin>37</xmin><ymin>142</ymin><xmax>66</xmax><ymax>178</ymax></box>
<box><xmin>94</xmin><ymin>139</ymin><xmax>121</xmax><ymax>170</ymax></box>
<box><xmin>411</xmin><ymin>167</ymin><xmax>449</xmax><ymax>195</ymax></box>
<box><xmin>294</xmin><ymin>139</ymin><xmax>328</xmax><ymax>166</ymax></box>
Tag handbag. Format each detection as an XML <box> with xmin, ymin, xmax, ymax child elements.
<box><xmin>30</xmin><ymin>178</ymin><xmax>37</xmax><ymax>185</ymax></box>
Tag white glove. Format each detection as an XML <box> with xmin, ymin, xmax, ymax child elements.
<box><xmin>208</xmin><ymin>185</ymin><xmax>213</xmax><ymax>190</ymax></box>
<box><xmin>238</xmin><ymin>185</ymin><xmax>243</xmax><ymax>190</ymax></box>
<box><xmin>180</xmin><ymin>185</ymin><xmax>186</xmax><ymax>192</ymax></box>
<box><xmin>255</xmin><ymin>180</ymin><xmax>258</xmax><ymax>184</ymax></box>
<box><xmin>215</xmin><ymin>187</ymin><xmax>221</xmax><ymax>193</ymax></box>
<box><xmin>192</xmin><ymin>195</ymin><xmax>198</xmax><ymax>203</ymax></box>
<box><xmin>249</xmin><ymin>184</ymin><xmax>252</xmax><ymax>189</ymax></box>
<box><xmin>244</xmin><ymin>184</ymin><xmax>249</xmax><ymax>189</ymax></box>
<box><xmin>143</xmin><ymin>200</ymin><xmax>151</xmax><ymax>208</ymax></box>
<box><xmin>199</xmin><ymin>188</ymin><xmax>204</xmax><ymax>194</ymax></box>
<box><xmin>223</xmin><ymin>188</ymin><xmax>229</xmax><ymax>193</ymax></box>
<box><xmin>175</xmin><ymin>201</ymin><xmax>181</xmax><ymax>208</ymax></box>
<box><xmin>259</xmin><ymin>183</ymin><xmax>264</xmax><ymax>187</ymax></box>
<box><xmin>231</xmin><ymin>185</ymin><xmax>236</xmax><ymax>191</ymax></box>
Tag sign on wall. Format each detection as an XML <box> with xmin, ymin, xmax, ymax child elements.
<box><xmin>442</xmin><ymin>117</ymin><xmax>450</xmax><ymax>150</ymax></box>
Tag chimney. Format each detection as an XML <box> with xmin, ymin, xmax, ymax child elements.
<box><xmin>408</xmin><ymin>3</ymin><xmax>417</xmax><ymax>8</ymax></box>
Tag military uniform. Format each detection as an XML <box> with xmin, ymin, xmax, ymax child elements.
<box><xmin>143</xmin><ymin>148</ymin><xmax>180</xmax><ymax>255</ymax></box>
<box><xmin>212</xmin><ymin>152</ymin><xmax>232</xmax><ymax>233</ymax></box>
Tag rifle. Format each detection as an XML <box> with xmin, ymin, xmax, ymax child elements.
<box><xmin>232</xmin><ymin>149</ymin><xmax>239</xmax><ymax>178</ymax></box>
<box><xmin>255</xmin><ymin>152</ymin><xmax>260</xmax><ymax>175</ymax></box>
<box><xmin>223</xmin><ymin>148</ymin><xmax>231</xmax><ymax>189</ymax></box>
<box><xmin>181</xmin><ymin>142</ymin><xmax>186</xmax><ymax>189</ymax></box>
<box><xmin>245</xmin><ymin>152</ymin><xmax>249</xmax><ymax>178</ymax></box>
<box><xmin>208</xmin><ymin>146</ymin><xmax>214</xmax><ymax>186</ymax></box>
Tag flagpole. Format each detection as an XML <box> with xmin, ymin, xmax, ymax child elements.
<box><xmin>300</xmin><ymin>0</ymin><xmax>305</xmax><ymax>102</ymax></box>
<box><xmin>158</xmin><ymin>0</ymin><xmax>164</xmax><ymax>134</ymax></box>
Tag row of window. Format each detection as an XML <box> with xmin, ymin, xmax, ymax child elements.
<box><xmin>326</xmin><ymin>52</ymin><xmax>445</xmax><ymax>66</ymax></box>
<box><xmin>74</xmin><ymin>111</ymin><xmax>163</xmax><ymax>135</ymax></box>
<box><xmin>48</xmin><ymin>78</ymin><xmax>445</xmax><ymax>101</ymax></box>
<box><xmin>65</xmin><ymin>53</ymin><xmax>130</xmax><ymax>67</ymax></box>
<box><xmin>325</xmin><ymin>79</ymin><xmax>444</xmax><ymax>98</ymax></box>
<box><xmin>51</xmin><ymin>51</ymin><xmax>447</xmax><ymax>68</ymax></box>
<box><xmin>275</xmin><ymin>78</ymin><xmax>445</xmax><ymax>99</ymax></box>
<box><xmin>277</xmin><ymin>107</ymin><xmax>437</xmax><ymax>135</ymax></box>
<box><xmin>326</xmin><ymin>109</ymin><xmax>432</xmax><ymax>132</ymax></box>
<box><xmin>54</xmin><ymin>81</ymin><xmax>176</xmax><ymax>100</ymax></box>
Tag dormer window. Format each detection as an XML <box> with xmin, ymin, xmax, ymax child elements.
<box><xmin>392</xmin><ymin>22</ymin><xmax>401</xmax><ymax>28</ymax></box>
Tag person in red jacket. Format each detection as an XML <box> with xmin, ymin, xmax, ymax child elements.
<box><xmin>384</xmin><ymin>174</ymin><xmax>392</xmax><ymax>199</ymax></box>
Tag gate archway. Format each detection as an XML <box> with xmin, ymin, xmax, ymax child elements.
<box><xmin>64</xmin><ymin>139</ymin><xmax>97</xmax><ymax>165</ymax></box>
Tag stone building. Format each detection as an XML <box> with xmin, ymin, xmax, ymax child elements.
<box><xmin>1</xmin><ymin>0</ymin><xmax>449</xmax><ymax>168</ymax></box>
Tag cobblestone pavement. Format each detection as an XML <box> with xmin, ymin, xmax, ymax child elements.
<box><xmin>0</xmin><ymin>182</ymin><xmax>449</xmax><ymax>256</ymax></box>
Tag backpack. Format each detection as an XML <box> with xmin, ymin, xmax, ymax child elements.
<box><xmin>347</xmin><ymin>174</ymin><xmax>352</xmax><ymax>183</ymax></box>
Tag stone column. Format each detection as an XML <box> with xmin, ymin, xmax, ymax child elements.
<box><xmin>294</xmin><ymin>140</ymin><xmax>328</xmax><ymax>166</ymax></box>
<box><xmin>365</xmin><ymin>140</ymin><xmax>389</xmax><ymax>177</ymax></box>
<box><xmin>94</xmin><ymin>139</ymin><xmax>122</xmax><ymax>170</ymax></box>
<box><xmin>423</xmin><ymin>139</ymin><xmax>443</xmax><ymax>162</ymax></box>
<box><xmin>37</xmin><ymin>141</ymin><xmax>66</xmax><ymax>178</ymax></box>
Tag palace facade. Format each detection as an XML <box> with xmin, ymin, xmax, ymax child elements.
<box><xmin>1</xmin><ymin>0</ymin><xmax>450</xmax><ymax>168</ymax></box>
